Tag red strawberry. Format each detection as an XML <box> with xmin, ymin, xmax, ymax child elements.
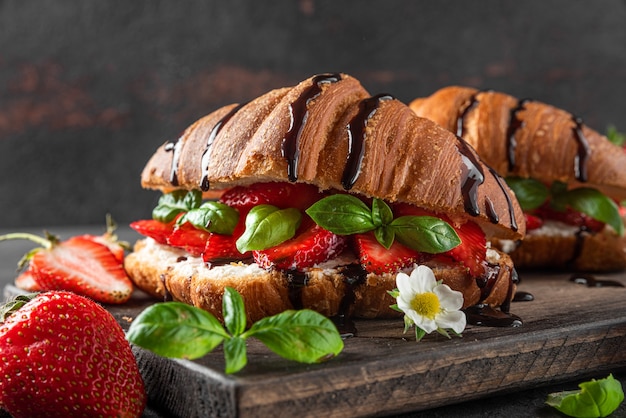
<box><xmin>0</xmin><ymin>291</ymin><xmax>146</xmax><ymax>418</ymax></box>
<box><xmin>167</xmin><ymin>222</ymin><xmax>211</xmax><ymax>257</ymax></box>
<box><xmin>130</xmin><ymin>219</ymin><xmax>177</xmax><ymax>244</ymax></box>
<box><xmin>353</xmin><ymin>232</ymin><xmax>424</xmax><ymax>275</ymax></box>
<box><xmin>220</xmin><ymin>182</ymin><xmax>324</xmax><ymax>212</ymax></box>
<box><xmin>77</xmin><ymin>216</ymin><xmax>129</xmax><ymax>263</ymax></box>
<box><xmin>524</xmin><ymin>213</ymin><xmax>544</xmax><ymax>231</ymax></box>
<box><xmin>202</xmin><ymin>222</ymin><xmax>251</xmax><ymax>264</ymax></box>
<box><xmin>253</xmin><ymin>224</ymin><xmax>347</xmax><ymax>270</ymax></box>
<box><xmin>14</xmin><ymin>270</ymin><xmax>42</xmax><ymax>292</ymax></box>
<box><xmin>534</xmin><ymin>204</ymin><xmax>605</xmax><ymax>232</ymax></box>
<box><xmin>441</xmin><ymin>221</ymin><xmax>487</xmax><ymax>277</ymax></box>
<box><xmin>0</xmin><ymin>232</ymin><xmax>134</xmax><ymax>304</ymax></box>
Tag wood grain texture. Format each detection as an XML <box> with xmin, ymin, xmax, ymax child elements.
<box><xmin>4</xmin><ymin>272</ymin><xmax>626</xmax><ymax>417</ymax></box>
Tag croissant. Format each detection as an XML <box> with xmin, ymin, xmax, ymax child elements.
<box><xmin>410</xmin><ymin>86</ymin><xmax>626</xmax><ymax>271</ymax></box>
<box><xmin>125</xmin><ymin>74</ymin><xmax>526</xmax><ymax>324</ymax></box>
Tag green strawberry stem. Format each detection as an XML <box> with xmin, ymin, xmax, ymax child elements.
<box><xmin>0</xmin><ymin>232</ymin><xmax>56</xmax><ymax>249</ymax></box>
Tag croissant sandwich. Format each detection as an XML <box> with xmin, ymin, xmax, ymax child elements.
<box><xmin>410</xmin><ymin>86</ymin><xmax>626</xmax><ymax>272</ymax></box>
<box><xmin>125</xmin><ymin>74</ymin><xmax>526</xmax><ymax>324</ymax></box>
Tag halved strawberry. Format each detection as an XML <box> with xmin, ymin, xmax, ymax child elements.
<box><xmin>202</xmin><ymin>222</ymin><xmax>250</xmax><ymax>264</ymax></box>
<box><xmin>524</xmin><ymin>213</ymin><xmax>544</xmax><ymax>231</ymax></box>
<box><xmin>130</xmin><ymin>219</ymin><xmax>176</xmax><ymax>244</ymax></box>
<box><xmin>253</xmin><ymin>224</ymin><xmax>347</xmax><ymax>270</ymax></box>
<box><xmin>534</xmin><ymin>204</ymin><xmax>605</xmax><ymax>232</ymax></box>
<box><xmin>167</xmin><ymin>222</ymin><xmax>211</xmax><ymax>257</ymax></box>
<box><xmin>353</xmin><ymin>232</ymin><xmax>424</xmax><ymax>275</ymax></box>
<box><xmin>441</xmin><ymin>221</ymin><xmax>486</xmax><ymax>277</ymax></box>
<box><xmin>14</xmin><ymin>269</ymin><xmax>42</xmax><ymax>292</ymax></box>
<box><xmin>76</xmin><ymin>215</ymin><xmax>129</xmax><ymax>263</ymax></box>
<box><xmin>220</xmin><ymin>182</ymin><xmax>324</xmax><ymax>212</ymax></box>
<box><xmin>28</xmin><ymin>236</ymin><xmax>133</xmax><ymax>304</ymax></box>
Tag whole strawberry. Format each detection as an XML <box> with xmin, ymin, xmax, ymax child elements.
<box><xmin>0</xmin><ymin>291</ymin><xmax>146</xmax><ymax>417</ymax></box>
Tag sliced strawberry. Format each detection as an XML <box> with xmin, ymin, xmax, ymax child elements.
<box><xmin>130</xmin><ymin>219</ymin><xmax>176</xmax><ymax>244</ymax></box>
<box><xmin>220</xmin><ymin>182</ymin><xmax>324</xmax><ymax>212</ymax></box>
<box><xmin>441</xmin><ymin>221</ymin><xmax>486</xmax><ymax>277</ymax></box>
<box><xmin>534</xmin><ymin>204</ymin><xmax>605</xmax><ymax>232</ymax></box>
<box><xmin>30</xmin><ymin>236</ymin><xmax>133</xmax><ymax>304</ymax></box>
<box><xmin>202</xmin><ymin>222</ymin><xmax>250</xmax><ymax>264</ymax></box>
<box><xmin>353</xmin><ymin>232</ymin><xmax>424</xmax><ymax>275</ymax></box>
<box><xmin>14</xmin><ymin>269</ymin><xmax>42</xmax><ymax>292</ymax></box>
<box><xmin>524</xmin><ymin>213</ymin><xmax>544</xmax><ymax>231</ymax></box>
<box><xmin>391</xmin><ymin>202</ymin><xmax>440</xmax><ymax>218</ymax></box>
<box><xmin>253</xmin><ymin>224</ymin><xmax>347</xmax><ymax>270</ymax></box>
<box><xmin>167</xmin><ymin>222</ymin><xmax>211</xmax><ymax>257</ymax></box>
<box><xmin>76</xmin><ymin>216</ymin><xmax>128</xmax><ymax>262</ymax></box>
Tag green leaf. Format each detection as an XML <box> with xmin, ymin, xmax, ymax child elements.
<box><xmin>177</xmin><ymin>201</ymin><xmax>239</xmax><ymax>235</ymax></box>
<box><xmin>126</xmin><ymin>302</ymin><xmax>228</xmax><ymax>360</ymax></box>
<box><xmin>546</xmin><ymin>374</ymin><xmax>624</xmax><ymax>417</ymax></box>
<box><xmin>0</xmin><ymin>293</ymin><xmax>38</xmax><ymax>323</ymax></box>
<box><xmin>607</xmin><ymin>125</ymin><xmax>626</xmax><ymax>147</ymax></box>
<box><xmin>236</xmin><ymin>205</ymin><xmax>302</xmax><ymax>252</ymax></box>
<box><xmin>243</xmin><ymin>310</ymin><xmax>344</xmax><ymax>363</ymax></box>
<box><xmin>390</xmin><ymin>216</ymin><xmax>461</xmax><ymax>253</ymax></box>
<box><xmin>152</xmin><ymin>190</ymin><xmax>203</xmax><ymax>222</ymax></box>
<box><xmin>505</xmin><ymin>176</ymin><xmax>550</xmax><ymax>211</ymax></box>
<box><xmin>306</xmin><ymin>194</ymin><xmax>375</xmax><ymax>235</ymax></box>
<box><xmin>223</xmin><ymin>337</ymin><xmax>248</xmax><ymax>374</ymax></box>
<box><xmin>552</xmin><ymin>187</ymin><xmax>624</xmax><ymax>236</ymax></box>
<box><xmin>371</xmin><ymin>198</ymin><xmax>394</xmax><ymax>227</ymax></box>
<box><xmin>223</xmin><ymin>287</ymin><xmax>247</xmax><ymax>336</ymax></box>
<box><xmin>374</xmin><ymin>226</ymin><xmax>395</xmax><ymax>249</ymax></box>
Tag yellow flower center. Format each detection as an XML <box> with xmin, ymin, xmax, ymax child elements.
<box><xmin>410</xmin><ymin>292</ymin><xmax>441</xmax><ymax>319</ymax></box>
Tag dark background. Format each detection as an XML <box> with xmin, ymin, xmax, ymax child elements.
<box><xmin>1</xmin><ymin>0</ymin><xmax>625</xmax><ymax>228</ymax></box>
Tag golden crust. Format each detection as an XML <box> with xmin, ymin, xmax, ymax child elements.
<box><xmin>140</xmin><ymin>74</ymin><xmax>525</xmax><ymax>241</ymax></box>
<box><xmin>125</xmin><ymin>239</ymin><xmax>517</xmax><ymax>324</ymax></box>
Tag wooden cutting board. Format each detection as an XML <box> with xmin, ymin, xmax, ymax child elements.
<box><xmin>5</xmin><ymin>271</ymin><xmax>626</xmax><ymax>417</ymax></box>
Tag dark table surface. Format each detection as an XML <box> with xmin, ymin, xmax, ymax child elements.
<box><xmin>1</xmin><ymin>225</ymin><xmax>625</xmax><ymax>418</ymax></box>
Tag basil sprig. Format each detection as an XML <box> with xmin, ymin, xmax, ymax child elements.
<box><xmin>177</xmin><ymin>201</ymin><xmax>239</xmax><ymax>235</ymax></box>
<box><xmin>546</xmin><ymin>374</ymin><xmax>624</xmax><ymax>417</ymax></box>
<box><xmin>126</xmin><ymin>287</ymin><xmax>344</xmax><ymax>374</ymax></box>
<box><xmin>152</xmin><ymin>190</ymin><xmax>203</xmax><ymax>222</ymax></box>
<box><xmin>306</xmin><ymin>194</ymin><xmax>460</xmax><ymax>253</ymax></box>
<box><xmin>506</xmin><ymin>177</ymin><xmax>624</xmax><ymax>236</ymax></box>
<box><xmin>236</xmin><ymin>205</ymin><xmax>302</xmax><ymax>253</ymax></box>
<box><xmin>607</xmin><ymin>125</ymin><xmax>625</xmax><ymax>147</ymax></box>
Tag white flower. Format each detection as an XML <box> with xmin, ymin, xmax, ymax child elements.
<box><xmin>392</xmin><ymin>265</ymin><xmax>466</xmax><ymax>340</ymax></box>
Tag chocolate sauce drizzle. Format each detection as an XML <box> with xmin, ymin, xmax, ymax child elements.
<box><xmin>465</xmin><ymin>304</ymin><xmax>523</xmax><ymax>327</ymax></box>
<box><xmin>570</xmin><ymin>274</ymin><xmax>624</xmax><ymax>288</ymax></box>
<box><xmin>200</xmin><ymin>103</ymin><xmax>246</xmax><ymax>191</ymax></box>
<box><xmin>282</xmin><ymin>73</ymin><xmax>342</xmax><ymax>182</ymax></box>
<box><xmin>455</xmin><ymin>136</ymin><xmax>485</xmax><ymax>217</ymax></box>
<box><xmin>285</xmin><ymin>269</ymin><xmax>309</xmax><ymax>310</ymax></box>
<box><xmin>455</xmin><ymin>93</ymin><xmax>480</xmax><ymax>138</ymax></box>
<box><xmin>164</xmin><ymin>135</ymin><xmax>184</xmax><ymax>186</ymax></box>
<box><xmin>571</xmin><ymin>115</ymin><xmax>590</xmax><ymax>182</ymax></box>
<box><xmin>488</xmin><ymin>166</ymin><xmax>519</xmax><ymax>232</ymax></box>
<box><xmin>341</xmin><ymin>94</ymin><xmax>394</xmax><ymax>190</ymax></box>
<box><xmin>505</xmin><ymin>98</ymin><xmax>532</xmax><ymax>172</ymax></box>
<box><xmin>513</xmin><ymin>291</ymin><xmax>534</xmax><ymax>302</ymax></box>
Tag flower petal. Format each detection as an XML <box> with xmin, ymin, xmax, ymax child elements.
<box><xmin>409</xmin><ymin>265</ymin><xmax>437</xmax><ymax>294</ymax></box>
<box><xmin>434</xmin><ymin>283</ymin><xmax>464</xmax><ymax>311</ymax></box>
<box><xmin>410</xmin><ymin>312</ymin><xmax>438</xmax><ymax>334</ymax></box>
<box><xmin>435</xmin><ymin>310</ymin><xmax>467</xmax><ymax>334</ymax></box>
<box><xmin>396</xmin><ymin>272</ymin><xmax>414</xmax><ymax>298</ymax></box>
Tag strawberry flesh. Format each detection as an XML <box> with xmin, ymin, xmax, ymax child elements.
<box><xmin>130</xmin><ymin>219</ymin><xmax>176</xmax><ymax>244</ymax></box>
<box><xmin>220</xmin><ymin>182</ymin><xmax>324</xmax><ymax>211</ymax></box>
<box><xmin>167</xmin><ymin>222</ymin><xmax>211</xmax><ymax>257</ymax></box>
<box><xmin>353</xmin><ymin>232</ymin><xmax>426</xmax><ymax>275</ymax></box>
<box><xmin>14</xmin><ymin>270</ymin><xmax>42</xmax><ymax>292</ymax></box>
<box><xmin>524</xmin><ymin>213</ymin><xmax>544</xmax><ymax>231</ymax></box>
<box><xmin>202</xmin><ymin>221</ymin><xmax>251</xmax><ymax>264</ymax></box>
<box><xmin>440</xmin><ymin>221</ymin><xmax>487</xmax><ymax>277</ymax></box>
<box><xmin>0</xmin><ymin>291</ymin><xmax>146</xmax><ymax>417</ymax></box>
<box><xmin>30</xmin><ymin>236</ymin><xmax>133</xmax><ymax>304</ymax></box>
<box><xmin>254</xmin><ymin>223</ymin><xmax>347</xmax><ymax>270</ymax></box>
<box><xmin>533</xmin><ymin>203</ymin><xmax>605</xmax><ymax>233</ymax></box>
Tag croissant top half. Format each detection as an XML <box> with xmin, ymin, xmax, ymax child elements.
<box><xmin>409</xmin><ymin>86</ymin><xmax>626</xmax><ymax>201</ymax></box>
<box><xmin>141</xmin><ymin>73</ymin><xmax>525</xmax><ymax>240</ymax></box>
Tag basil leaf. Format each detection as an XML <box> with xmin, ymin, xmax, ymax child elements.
<box><xmin>390</xmin><ymin>216</ymin><xmax>461</xmax><ymax>253</ymax></box>
<box><xmin>152</xmin><ymin>190</ymin><xmax>203</xmax><ymax>222</ymax></box>
<box><xmin>223</xmin><ymin>287</ymin><xmax>247</xmax><ymax>336</ymax></box>
<box><xmin>177</xmin><ymin>201</ymin><xmax>239</xmax><ymax>235</ymax></box>
<box><xmin>243</xmin><ymin>309</ymin><xmax>344</xmax><ymax>363</ymax></box>
<box><xmin>375</xmin><ymin>226</ymin><xmax>395</xmax><ymax>249</ymax></box>
<box><xmin>546</xmin><ymin>374</ymin><xmax>624</xmax><ymax>418</ymax></box>
<box><xmin>372</xmin><ymin>198</ymin><xmax>394</xmax><ymax>227</ymax></box>
<box><xmin>505</xmin><ymin>177</ymin><xmax>549</xmax><ymax>211</ymax></box>
<box><xmin>126</xmin><ymin>302</ymin><xmax>228</xmax><ymax>360</ymax></box>
<box><xmin>607</xmin><ymin>125</ymin><xmax>626</xmax><ymax>147</ymax></box>
<box><xmin>552</xmin><ymin>187</ymin><xmax>624</xmax><ymax>236</ymax></box>
<box><xmin>236</xmin><ymin>205</ymin><xmax>302</xmax><ymax>252</ymax></box>
<box><xmin>223</xmin><ymin>336</ymin><xmax>248</xmax><ymax>374</ymax></box>
<box><xmin>306</xmin><ymin>194</ymin><xmax>375</xmax><ymax>234</ymax></box>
